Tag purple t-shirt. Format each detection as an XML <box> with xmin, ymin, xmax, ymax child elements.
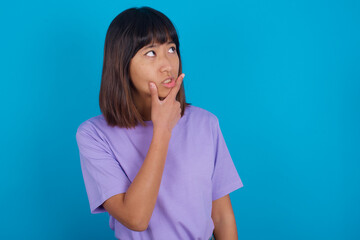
<box><xmin>75</xmin><ymin>104</ymin><xmax>243</xmax><ymax>240</ymax></box>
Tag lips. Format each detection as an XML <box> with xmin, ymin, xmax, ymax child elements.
<box><xmin>161</xmin><ymin>77</ymin><xmax>174</xmax><ymax>84</ymax></box>
<box><xmin>161</xmin><ymin>77</ymin><xmax>176</xmax><ymax>88</ymax></box>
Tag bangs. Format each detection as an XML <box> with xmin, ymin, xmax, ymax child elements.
<box><xmin>131</xmin><ymin>7</ymin><xmax>179</xmax><ymax>53</ymax></box>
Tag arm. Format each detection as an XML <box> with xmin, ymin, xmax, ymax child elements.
<box><xmin>103</xmin><ymin>128</ymin><xmax>171</xmax><ymax>231</ymax></box>
<box><xmin>211</xmin><ymin>194</ymin><xmax>238</xmax><ymax>240</ymax></box>
<box><xmin>103</xmin><ymin>74</ymin><xmax>185</xmax><ymax>231</ymax></box>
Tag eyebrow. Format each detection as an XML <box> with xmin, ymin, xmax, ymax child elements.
<box><xmin>143</xmin><ymin>41</ymin><xmax>175</xmax><ymax>50</ymax></box>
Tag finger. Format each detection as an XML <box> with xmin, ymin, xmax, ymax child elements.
<box><xmin>167</xmin><ymin>73</ymin><xmax>185</xmax><ymax>100</ymax></box>
<box><xmin>149</xmin><ymin>82</ymin><xmax>159</xmax><ymax>105</ymax></box>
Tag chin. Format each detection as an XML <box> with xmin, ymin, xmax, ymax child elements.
<box><xmin>158</xmin><ymin>90</ymin><xmax>170</xmax><ymax>99</ymax></box>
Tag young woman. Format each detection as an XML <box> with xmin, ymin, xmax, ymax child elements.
<box><xmin>76</xmin><ymin>6</ymin><xmax>243</xmax><ymax>240</ymax></box>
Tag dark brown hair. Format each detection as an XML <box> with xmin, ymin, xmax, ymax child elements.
<box><xmin>99</xmin><ymin>6</ymin><xmax>191</xmax><ymax>129</ymax></box>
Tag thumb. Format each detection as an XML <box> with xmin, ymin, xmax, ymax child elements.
<box><xmin>149</xmin><ymin>82</ymin><xmax>159</xmax><ymax>105</ymax></box>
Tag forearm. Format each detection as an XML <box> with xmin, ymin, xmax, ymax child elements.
<box><xmin>213</xmin><ymin>217</ymin><xmax>238</xmax><ymax>240</ymax></box>
<box><xmin>123</xmin><ymin>128</ymin><xmax>171</xmax><ymax>229</ymax></box>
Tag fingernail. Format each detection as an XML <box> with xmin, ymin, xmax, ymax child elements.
<box><xmin>150</xmin><ymin>82</ymin><xmax>155</xmax><ymax>88</ymax></box>
<box><xmin>182</xmin><ymin>73</ymin><xmax>185</xmax><ymax>78</ymax></box>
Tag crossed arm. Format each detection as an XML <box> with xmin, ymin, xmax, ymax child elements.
<box><xmin>211</xmin><ymin>194</ymin><xmax>238</xmax><ymax>240</ymax></box>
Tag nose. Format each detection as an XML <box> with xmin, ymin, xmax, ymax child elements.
<box><xmin>159</xmin><ymin>54</ymin><xmax>172</xmax><ymax>73</ymax></box>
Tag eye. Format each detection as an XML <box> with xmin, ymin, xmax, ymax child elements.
<box><xmin>145</xmin><ymin>50</ymin><xmax>155</xmax><ymax>57</ymax></box>
<box><xmin>169</xmin><ymin>46</ymin><xmax>176</xmax><ymax>53</ymax></box>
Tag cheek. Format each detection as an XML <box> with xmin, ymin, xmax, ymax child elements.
<box><xmin>132</xmin><ymin>67</ymin><xmax>157</xmax><ymax>91</ymax></box>
<box><xmin>131</xmin><ymin>64</ymin><xmax>150</xmax><ymax>82</ymax></box>
<box><xmin>171</xmin><ymin>57</ymin><xmax>180</xmax><ymax>72</ymax></box>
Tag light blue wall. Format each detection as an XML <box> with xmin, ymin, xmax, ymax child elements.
<box><xmin>1</xmin><ymin>0</ymin><xmax>359</xmax><ymax>239</ymax></box>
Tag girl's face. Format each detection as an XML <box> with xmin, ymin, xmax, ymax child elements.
<box><xmin>129</xmin><ymin>40</ymin><xmax>180</xmax><ymax>100</ymax></box>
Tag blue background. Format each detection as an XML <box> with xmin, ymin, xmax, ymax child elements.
<box><xmin>1</xmin><ymin>0</ymin><xmax>359</xmax><ymax>239</ymax></box>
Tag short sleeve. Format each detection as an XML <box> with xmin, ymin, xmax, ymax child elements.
<box><xmin>76</xmin><ymin>123</ymin><xmax>131</xmax><ymax>214</ymax></box>
<box><xmin>211</xmin><ymin>117</ymin><xmax>243</xmax><ymax>201</ymax></box>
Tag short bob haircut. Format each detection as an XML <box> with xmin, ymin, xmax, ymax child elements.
<box><xmin>99</xmin><ymin>6</ymin><xmax>191</xmax><ymax>129</ymax></box>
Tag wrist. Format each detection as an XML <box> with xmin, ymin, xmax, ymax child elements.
<box><xmin>153</xmin><ymin>127</ymin><xmax>172</xmax><ymax>139</ymax></box>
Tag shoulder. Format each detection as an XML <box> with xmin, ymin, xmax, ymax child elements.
<box><xmin>76</xmin><ymin>114</ymin><xmax>109</xmax><ymax>136</ymax></box>
<box><xmin>75</xmin><ymin>114</ymin><xmax>115</xmax><ymax>151</ymax></box>
<box><xmin>185</xmin><ymin>104</ymin><xmax>220</xmax><ymax>128</ymax></box>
